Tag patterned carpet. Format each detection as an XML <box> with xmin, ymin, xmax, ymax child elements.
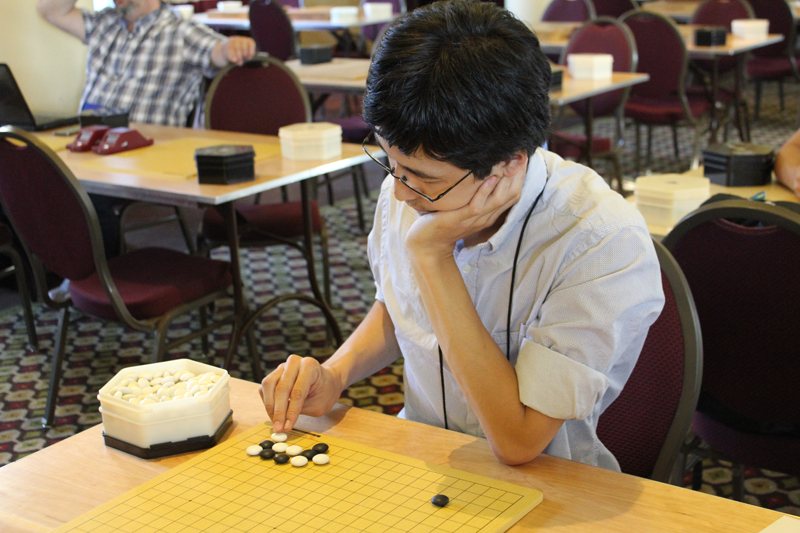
<box><xmin>1</xmin><ymin>81</ymin><xmax>798</xmax><ymax>516</ymax></box>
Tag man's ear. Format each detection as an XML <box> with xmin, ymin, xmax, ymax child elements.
<box><xmin>497</xmin><ymin>150</ymin><xmax>529</xmax><ymax>178</ymax></box>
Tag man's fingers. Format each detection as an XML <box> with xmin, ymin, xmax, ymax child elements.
<box><xmin>271</xmin><ymin>355</ymin><xmax>303</xmax><ymax>432</ymax></box>
<box><xmin>283</xmin><ymin>358</ymin><xmax>320</xmax><ymax>432</ymax></box>
<box><xmin>260</xmin><ymin>364</ymin><xmax>284</xmax><ymax>422</ymax></box>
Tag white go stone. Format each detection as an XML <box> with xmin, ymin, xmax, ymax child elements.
<box><xmin>290</xmin><ymin>456</ymin><xmax>308</xmax><ymax>467</ymax></box>
<box><xmin>272</xmin><ymin>442</ymin><xmax>288</xmax><ymax>453</ymax></box>
<box><xmin>312</xmin><ymin>454</ymin><xmax>330</xmax><ymax>465</ymax></box>
<box><xmin>141</xmin><ymin>399</ymin><xmax>157</xmax><ymax>405</ymax></box>
<box><xmin>137</xmin><ymin>378</ymin><xmax>150</xmax><ymax>388</ymax></box>
<box><xmin>211</xmin><ymin>375</ymin><xmax>221</xmax><ymax>383</ymax></box>
<box><xmin>138</xmin><ymin>371</ymin><xmax>154</xmax><ymax>380</ymax></box>
<box><xmin>122</xmin><ymin>394</ymin><xmax>136</xmax><ymax>400</ymax></box>
<box><xmin>286</xmin><ymin>445</ymin><xmax>303</xmax><ymax>456</ymax></box>
<box><xmin>165</xmin><ymin>368</ymin><xmax>177</xmax><ymax>376</ymax></box>
<box><xmin>155</xmin><ymin>370</ymin><xmax>164</xmax><ymax>378</ymax></box>
<box><xmin>161</xmin><ymin>375</ymin><xmax>177</xmax><ymax>384</ymax></box>
<box><xmin>159</xmin><ymin>396</ymin><xmax>173</xmax><ymax>402</ymax></box>
<box><xmin>246</xmin><ymin>445</ymin><xmax>263</xmax><ymax>456</ymax></box>
<box><xmin>179</xmin><ymin>372</ymin><xmax>194</xmax><ymax>382</ymax></box>
<box><xmin>271</xmin><ymin>432</ymin><xmax>288</xmax><ymax>442</ymax></box>
<box><xmin>150</xmin><ymin>377</ymin><xmax>162</xmax><ymax>386</ymax></box>
<box><xmin>194</xmin><ymin>389</ymin><xmax>208</xmax><ymax>397</ymax></box>
<box><xmin>113</xmin><ymin>391</ymin><xmax>123</xmax><ymax>398</ymax></box>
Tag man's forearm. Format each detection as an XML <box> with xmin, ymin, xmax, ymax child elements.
<box><xmin>323</xmin><ymin>300</ymin><xmax>402</xmax><ymax>393</ymax></box>
<box><xmin>37</xmin><ymin>0</ymin><xmax>85</xmax><ymax>40</ymax></box>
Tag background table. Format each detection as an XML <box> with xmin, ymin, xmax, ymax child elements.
<box><xmin>642</xmin><ymin>0</ymin><xmax>800</xmax><ymax>24</ymax></box>
<box><xmin>193</xmin><ymin>7</ymin><xmax>398</xmax><ymax>31</ymax></box>
<box><xmin>0</xmin><ymin>377</ymin><xmax>793</xmax><ymax>533</ymax></box>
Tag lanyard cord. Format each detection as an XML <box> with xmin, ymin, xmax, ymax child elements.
<box><xmin>437</xmin><ymin>173</ymin><xmax>548</xmax><ymax>431</ymax></box>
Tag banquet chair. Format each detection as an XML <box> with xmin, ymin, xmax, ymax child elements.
<box><xmin>551</xmin><ymin>17</ymin><xmax>638</xmax><ymax>193</ymax></box>
<box><xmin>662</xmin><ymin>200</ymin><xmax>800</xmax><ymax>499</ymax></box>
<box><xmin>745</xmin><ymin>0</ymin><xmax>800</xmax><ymax>121</ymax></box>
<box><xmin>592</xmin><ymin>0</ymin><xmax>638</xmax><ymax>18</ymax></box>
<box><xmin>689</xmin><ymin>0</ymin><xmax>755</xmax><ymax>141</ymax></box>
<box><xmin>542</xmin><ymin>0</ymin><xmax>597</xmax><ymax>62</ymax></box>
<box><xmin>202</xmin><ymin>53</ymin><xmax>332</xmax><ymax>305</ymax></box>
<box><xmin>620</xmin><ymin>11</ymin><xmax>712</xmax><ymax>173</ymax></box>
<box><xmin>249</xmin><ymin>0</ymin><xmax>297</xmax><ymax>61</ymax></box>
<box><xmin>0</xmin><ymin>223</ymin><xmax>38</xmax><ymax>350</ymax></box>
<box><xmin>0</xmin><ymin>126</ymin><xmax>253</xmax><ymax>427</ymax></box>
<box><xmin>596</xmin><ymin>239</ymin><xmax>702</xmax><ymax>483</ymax></box>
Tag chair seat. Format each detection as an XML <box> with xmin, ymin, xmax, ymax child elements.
<box><xmin>550</xmin><ymin>132</ymin><xmax>613</xmax><ymax>160</ymax></box>
<box><xmin>693</xmin><ymin>411</ymin><xmax>800</xmax><ymax>477</ymax></box>
<box><xmin>746</xmin><ymin>55</ymin><xmax>800</xmax><ymax>80</ymax></box>
<box><xmin>625</xmin><ymin>94</ymin><xmax>712</xmax><ymax>124</ymax></box>
<box><xmin>69</xmin><ymin>247</ymin><xmax>231</xmax><ymax>321</ymax></box>
<box><xmin>202</xmin><ymin>201</ymin><xmax>323</xmax><ymax>244</ymax></box>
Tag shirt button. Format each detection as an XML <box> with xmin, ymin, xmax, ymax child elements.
<box><xmin>461</xmin><ymin>264</ymin><xmax>471</xmax><ymax>274</ymax></box>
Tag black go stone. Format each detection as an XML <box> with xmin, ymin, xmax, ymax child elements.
<box><xmin>312</xmin><ymin>443</ymin><xmax>329</xmax><ymax>454</ymax></box>
<box><xmin>273</xmin><ymin>453</ymin><xmax>290</xmax><ymax>464</ymax></box>
<box><xmin>301</xmin><ymin>450</ymin><xmax>317</xmax><ymax>460</ymax></box>
<box><xmin>259</xmin><ymin>440</ymin><xmax>275</xmax><ymax>450</ymax></box>
<box><xmin>431</xmin><ymin>495</ymin><xmax>449</xmax><ymax>507</ymax></box>
<box><xmin>259</xmin><ymin>449</ymin><xmax>276</xmax><ymax>460</ymax></box>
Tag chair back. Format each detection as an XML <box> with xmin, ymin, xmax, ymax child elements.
<box><xmin>592</xmin><ymin>0</ymin><xmax>638</xmax><ymax>18</ymax></box>
<box><xmin>542</xmin><ymin>0</ymin><xmax>596</xmax><ymax>22</ymax></box>
<box><xmin>597</xmin><ymin>239</ymin><xmax>702</xmax><ymax>482</ymax></box>
<box><xmin>620</xmin><ymin>11</ymin><xmax>688</xmax><ymax>100</ymax></box>
<box><xmin>662</xmin><ymin>200</ymin><xmax>800</xmax><ymax>438</ymax></box>
<box><xmin>560</xmin><ymin>17</ymin><xmax>638</xmax><ymax>119</ymax></box>
<box><xmin>0</xmin><ymin>127</ymin><xmax>103</xmax><ymax>283</ymax></box>
<box><xmin>746</xmin><ymin>0</ymin><xmax>797</xmax><ymax>58</ymax></box>
<box><xmin>691</xmin><ymin>0</ymin><xmax>754</xmax><ymax>73</ymax></box>
<box><xmin>277</xmin><ymin>0</ymin><xmax>301</xmax><ymax>7</ymax></box>
<box><xmin>249</xmin><ymin>0</ymin><xmax>296</xmax><ymax>61</ymax></box>
<box><xmin>205</xmin><ymin>53</ymin><xmax>312</xmax><ymax>135</ymax></box>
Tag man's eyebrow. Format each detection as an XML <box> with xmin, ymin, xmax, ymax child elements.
<box><xmin>376</xmin><ymin>138</ymin><xmax>443</xmax><ymax>181</ymax></box>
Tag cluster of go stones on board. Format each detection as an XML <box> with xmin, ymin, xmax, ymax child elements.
<box><xmin>102</xmin><ymin>369</ymin><xmax>222</xmax><ymax>404</ymax></box>
<box><xmin>245</xmin><ymin>432</ymin><xmax>451</xmax><ymax>508</ymax></box>
<box><xmin>246</xmin><ymin>432</ymin><xmax>330</xmax><ymax>467</ymax></box>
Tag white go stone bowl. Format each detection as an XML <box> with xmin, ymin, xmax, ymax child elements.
<box><xmin>98</xmin><ymin>359</ymin><xmax>230</xmax><ymax>450</ymax></box>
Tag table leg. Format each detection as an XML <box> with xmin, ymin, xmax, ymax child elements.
<box><xmin>709</xmin><ymin>56</ymin><xmax>720</xmax><ymax>144</ymax></box>
<box><xmin>734</xmin><ymin>54</ymin><xmax>750</xmax><ymax>142</ymax></box>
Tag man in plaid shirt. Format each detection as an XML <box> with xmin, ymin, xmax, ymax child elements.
<box><xmin>38</xmin><ymin>0</ymin><xmax>256</xmax><ymax>127</ymax></box>
<box><xmin>36</xmin><ymin>0</ymin><xmax>256</xmax><ymax>264</ymax></box>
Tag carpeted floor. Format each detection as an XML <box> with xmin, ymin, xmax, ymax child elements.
<box><xmin>1</xmin><ymin>81</ymin><xmax>799</xmax><ymax>516</ymax></box>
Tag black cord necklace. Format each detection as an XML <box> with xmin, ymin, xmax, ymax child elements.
<box><xmin>437</xmin><ymin>172</ymin><xmax>548</xmax><ymax>431</ymax></box>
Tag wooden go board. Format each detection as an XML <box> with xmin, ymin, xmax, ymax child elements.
<box><xmin>53</xmin><ymin>422</ymin><xmax>543</xmax><ymax>533</ymax></box>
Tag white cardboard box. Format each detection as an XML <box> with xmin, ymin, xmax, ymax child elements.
<box><xmin>567</xmin><ymin>53</ymin><xmax>614</xmax><ymax>80</ymax></box>
<box><xmin>731</xmin><ymin>19</ymin><xmax>769</xmax><ymax>40</ymax></box>
<box><xmin>635</xmin><ymin>174</ymin><xmax>710</xmax><ymax>228</ymax></box>
<box><xmin>279</xmin><ymin>122</ymin><xmax>343</xmax><ymax>160</ymax></box>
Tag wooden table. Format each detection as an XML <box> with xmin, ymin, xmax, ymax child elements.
<box><xmin>0</xmin><ymin>377</ymin><xmax>793</xmax><ymax>533</ymax></box>
<box><xmin>642</xmin><ymin>0</ymin><xmax>800</xmax><ymax>24</ymax></box>
<box><xmin>193</xmin><ymin>6</ymin><xmax>398</xmax><ymax>31</ymax></box>
<box><xmin>39</xmin><ymin>124</ymin><xmax>381</xmax><ymax>376</ymax></box>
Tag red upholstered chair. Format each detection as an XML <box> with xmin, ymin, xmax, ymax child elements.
<box><xmin>0</xmin><ymin>126</ymin><xmax>252</xmax><ymax>426</ymax></box>
<box><xmin>542</xmin><ymin>0</ymin><xmax>596</xmax><ymax>62</ymax></box>
<box><xmin>662</xmin><ymin>200</ymin><xmax>800</xmax><ymax>499</ymax></box>
<box><xmin>690</xmin><ymin>0</ymin><xmax>755</xmax><ymax>141</ymax></box>
<box><xmin>596</xmin><ymin>239</ymin><xmax>702</xmax><ymax>483</ymax></box>
<box><xmin>0</xmin><ymin>223</ymin><xmax>37</xmax><ymax>350</ymax></box>
<box><xmin>592</xmin><ymin>0</ymin><xmax>638</xmax><ymax>18</ymax></box>
<box><xmin>551</xmin><ymin>17</ymin><xmax>638</xmax><ymax>193</ymax></box>
<box><xmin>620</xmin><ymin>11</ymin><xmax>712</xmax><ymax>173</ymax></box>
<box><xmin>249</xmin><ymin>0</ymin><xmax>297</xmax><ymax>61</ymax></box>
<box><xmin>745</xmin><ymin>0</ymin><xmax>800</xmax><ymax>121</ymax></box>
<box><xmin>202</xmin><ymin>54</ymin><xmax>332</xmax><ymax>305</ymax></box>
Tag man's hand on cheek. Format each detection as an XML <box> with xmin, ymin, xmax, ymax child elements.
<box><xmin>405</xmin><ymin>168</ymin><xmax>525</xmax><ymax>260</ymax></box>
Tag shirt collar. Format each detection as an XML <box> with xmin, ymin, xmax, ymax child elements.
<box><xmin>117</xmin><ymin>2</ymin><xmax>166</xmax><ymax>33</ymax></box>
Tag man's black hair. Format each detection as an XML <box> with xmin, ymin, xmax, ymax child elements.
<box><xmin>362</xmin><ymin>0</ymin><xmax>551</xmax><ymax>179</ymax></box>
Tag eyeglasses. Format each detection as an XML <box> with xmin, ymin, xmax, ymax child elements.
<box><xmin>362</xmin><ymin>134</ymin><xmax>473</xmax><ymax>203</ymax></box>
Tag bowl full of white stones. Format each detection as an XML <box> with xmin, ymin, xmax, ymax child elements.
<box><xmin>98</xmin><ymin>359</ymin><xmax>231</xmax><ymax>457</ymax></box>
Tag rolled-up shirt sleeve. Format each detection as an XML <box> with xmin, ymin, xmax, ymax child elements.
<box><xmin>183</xmin><ymin>22</ymin><xmax>226</xmax><ymax>78</ymax></box>
<box><xmin>515</xmin><ymin>224</ymin><xmax>664</xmax><ymax>421</ymax></box>
<box><xmin>81</xmin><ymin>9</ymin><xmax>99</xmax><ymax>44</ymax></box>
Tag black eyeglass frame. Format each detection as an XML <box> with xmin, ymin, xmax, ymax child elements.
<box><xmin>362</xmin><ymin>134</ymin><xmax>474</xmax><ymax>203</ymax></box>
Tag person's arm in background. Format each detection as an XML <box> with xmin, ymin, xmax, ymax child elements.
<box><xmin>210</xmin><ymin>36</ymin><xmax>256</xmax><ymax>68</ymax></box>
<box><xmin>775</xmin><ymin>128</ymin><xmax>800</xmax><ymax>197</ymax></box>
<box><xmin>37</xmin><ymin>0</ymin><xmax>86</xmax><ymax>41</ymax></box>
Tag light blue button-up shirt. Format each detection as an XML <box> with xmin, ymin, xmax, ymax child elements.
<box><xmin>367</xmin><ymin>148</ymin><xmax>665</xmax><ymax>470</ymax></box>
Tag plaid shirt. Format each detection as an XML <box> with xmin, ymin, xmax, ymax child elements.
<box><xmin>80</xmin><ymin>4</ymin><xmax>224</xmax><ymax>126</ymax></box>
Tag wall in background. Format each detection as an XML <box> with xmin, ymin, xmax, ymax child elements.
<box><xmin>0</xmin><ymin>0</ymin><xmax>94</xmax><ymax>115</ymax></box>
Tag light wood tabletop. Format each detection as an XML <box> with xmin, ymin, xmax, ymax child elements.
<box><xmin>0</xmin><ymin>377</ymin><xmax>794</xmax><ymax>533</ymax></box>
<box><xmin>193</xmin><ymin>6</ymin><xmax>398</xmax><ymax>31</ymax></box>
<box><xmin>40</xmin><ymin>123</ymin><xmax>377</xmax><ymax>208</ymax></box>
<box><xmin>642</xmin><ymin>0</ymin><xmax>800</xmax><ymax>23</ymax></box>
<box><xmin>284</xmin><ymin>57</ymin><xmax>649</xmax><ymax>106</ymax></box>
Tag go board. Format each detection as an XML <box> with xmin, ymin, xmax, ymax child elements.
<box><xmin>53</xmin><ymin>422</ymin><xmax>543</xmax><ymax>533</ymax></box>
